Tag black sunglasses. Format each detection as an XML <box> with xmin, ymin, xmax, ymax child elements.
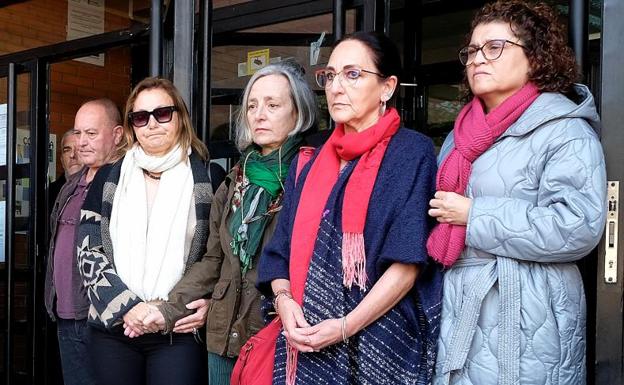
<box><xmin>128</xmin><ymin>106</ymin><xmax>177</xmax><ymax>127</ymax></box>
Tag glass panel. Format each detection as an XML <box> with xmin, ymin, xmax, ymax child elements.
<box><xmin>0</xmin><ymin>0</ymin><xmax>136</xmax><ymax>55</ymax></box>
<box><xmin>426</xmin><ymin>83</ymin><xmax>462</xmax><ymax>149</ymax></box>
<box><xmin>0</xmin><ymin>70</ymin><xmax>34</xmax><ymax>382</ymax></box>
<box><xmin>49</xmin><ymin>45</ymin><xmax>132</xmax><ymax>179</ymax></box>
<box><xmin>210</xmin><ymin>10</ymin><xmax>358</xmax><ymax>150</ymax></box>
<box><xmin>242</xmin><ymin>11</ymin><xmax>357</xmax><ymax>34</ymax></box>
<box><xmin>214</xmin><ymin>0</ymin><xmax>253</xmax><ymax>9</ymax></box>
<box><xmin>542</xmin><ymin>0</ymin><xmax>602</xmax><ymax>35</ymax></box>
<box><xmin>589</xmin><ymin>0</ymin><xmax>602</xmax><ymax>35</ymax></box>
<box><xmin>421</xmin><ymin>9</ymin><xmax>473</xmax><ymax>65</ymax></box>
<box><xmin>420</xmin><ymin>2</ymin><xmax>601</xmax><ymax>65</ymax></box>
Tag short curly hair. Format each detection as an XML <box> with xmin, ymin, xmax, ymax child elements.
<box><xmin>463</xmin><ymin>0</ymin><xmax>579</xmax><ymax>99</ymax></box>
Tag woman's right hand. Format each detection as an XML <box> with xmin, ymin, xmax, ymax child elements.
<box><xmin>123</xmin><ymin>302</ymin><xmax>152</xmax><ymax>338</ymax></box>
<box><xmin>277</xmin><ymin>297</ymin><xmax>314</xmax><ymax>353</ymax></box>
<box><xmin>172</xmin><ymin>298</ymin><xmax>210</xmax><ymax>333</ymax></box>
<box><xmin>429</xmin><ymin>191</ymin><xmax>472</xmax><ymax>225</ymax></box>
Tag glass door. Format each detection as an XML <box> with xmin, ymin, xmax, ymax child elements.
<box><xmin>0</xmin><ymin>60</ymin><xmax>48</xmax><ymax>385</ymax></box>
<box><xmin>209</xmin><ymin>6</ymin><xmax>359</xmax><ymax>170</ymax></box>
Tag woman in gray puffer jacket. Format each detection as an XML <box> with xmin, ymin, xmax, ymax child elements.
<box><xmin>428</xmin><ymin>2</ymin><xmax>606</xmax><ymax>385</ymax></box>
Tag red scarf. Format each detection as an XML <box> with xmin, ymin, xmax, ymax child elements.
<box><xmin>285</xmin><ymin>108</ymin><xmax>400</xmax><ymax>385</ymax></box>
<box><xmin>426</xmin><ymin>83</ymin><xmax>540</xmax><ymax>267</ymax></box>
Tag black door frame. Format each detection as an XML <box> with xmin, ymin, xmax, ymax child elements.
<box><xmin>0</xmin><ymin>0</ymin><xmax>622</xmax><ymax>384</ymax></box>
<box><xmin>595</xmin><ymin>0</ymin><xmax>624</xmax><ymax>383</ymax></box>
<box><xmin>0</xmin><ymin>25</ymin><xmax>148</xmax><ymax>385</ymax></box>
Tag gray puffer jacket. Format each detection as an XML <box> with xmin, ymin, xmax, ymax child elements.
<box><xmin>433</xmin><ymin>84</ymin><xmax>606</xmax><ymax>385</ymax></box>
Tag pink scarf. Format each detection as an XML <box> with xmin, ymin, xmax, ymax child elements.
<box><xmin>426</xmin><ymin>83</ymin><xmax>540</xmax><ymax>266</ymax></box>
<box><xmin>286</xmin><ymin>108</ymin><xmax>400</xmax><ymax>385</ymax></box>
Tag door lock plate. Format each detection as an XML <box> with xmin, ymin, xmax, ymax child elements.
<box><xmin>604</xmin><ymin>181</ymin><xmax>619</xmax><ymax>283</ymax></box>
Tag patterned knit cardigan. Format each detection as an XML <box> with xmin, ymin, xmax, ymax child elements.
<box><xmin>77</xmin><ymin>152</ymin><xmax>212</xmax><ymax>329</ymax></box>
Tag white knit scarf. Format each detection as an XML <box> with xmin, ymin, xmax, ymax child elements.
<box><xmin>110</xmin><ymin>144</ymin><xmax>194</xmax><ymax>301</ymax></box>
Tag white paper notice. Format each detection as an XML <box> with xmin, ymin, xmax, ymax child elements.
<box><xmin>0</xmin><ymin>104</ymin><xmax>6</xmax><ymax>167</ymax></box>
<box><xmin>0</xmin><ymin>201</ymin><xmax>5</xmax><ymax>263</ymax></box>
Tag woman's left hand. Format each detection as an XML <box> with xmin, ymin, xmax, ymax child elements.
<box><xmin>141</xmin><ymin>304</ymin><xmax>166</xmax><ymax>333</ymax></box>
<box><xmin>295</xmin><ymin>318</ymin><xmax>343</xmax><ymax>351</ymax></box>
<box><xmin>172</xmin><ymin>298</ymin><xmax>210</xmax><ymax>333</ymax></box>
<box><xmin>428</xmin><ymin>191</ymin><xmax>472</xmax><ymax>225</ymax></box>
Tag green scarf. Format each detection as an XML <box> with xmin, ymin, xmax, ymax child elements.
<box><xmin>229</xmin><ymin>135</ymin><xmax>303</xmax><ymax>275</ymax></box>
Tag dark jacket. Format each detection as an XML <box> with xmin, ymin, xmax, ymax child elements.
<box><xmin>159</xmin><ymin>165</ymin><xmax>279</xmax><ymax>357</ymax></box>
<box><xmin>44</xmin><ymin>167</ymin><xmax>89</xmax><ymax>321</ymax></box>
<box><xmin>77</xmin><ymin>153</ymin><xmax>212</xmax><ymax>329</ymax></box>
<box><xmin>48</xmin><ymin>173</ymin><xmax>67</xmax><ymax>215</ymax></box>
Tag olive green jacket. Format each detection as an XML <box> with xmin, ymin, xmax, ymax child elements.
<box><xmin>159</xmin><ymin>166</ymin><xmax>279</xmax><ymax>357</ymax></box>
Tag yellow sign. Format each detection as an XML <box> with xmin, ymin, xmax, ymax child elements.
<box><xmin>247</xmin><ymin>48</ymin><xmax>270</xmax><ymax>75</ymax></box>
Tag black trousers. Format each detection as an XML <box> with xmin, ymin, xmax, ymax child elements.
<box><xmin>87</xmin><ymin>325</ymin><xmax>206</xmax><ymax>385</ymax></box>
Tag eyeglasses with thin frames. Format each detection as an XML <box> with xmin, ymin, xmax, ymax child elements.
<box><xmin>128</xmin><ymin>106</ymin><xmax>177</xmax><ymax>127</ymax></box>
<box><xmin>458</xmin><ymin>39</ymin><xmax>526</xmax><ymax>66</ymax></box>
<box><xmin>314</xmin><ymin>65</ymin><xmax>385</xmax><ymax>88</ymax></box>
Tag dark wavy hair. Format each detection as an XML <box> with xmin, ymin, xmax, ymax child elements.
<box><xmin>462</xmin><ymin>0</ymin><xmax>579</xmax><ymax>100</ymax></box>
<box><xmin>333</xmin><ymin>31</ymin><xmax>402</xmax><ymax>105</ymax></box>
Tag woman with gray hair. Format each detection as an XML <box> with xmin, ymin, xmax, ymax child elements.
<box><xmin>150</xmin><ymin>61</ymin><xmax>317</xmax><ymax>385</ymax></box>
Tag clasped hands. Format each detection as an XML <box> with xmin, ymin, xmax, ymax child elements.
<box><xmin>276</xmin><ymin>296</ymin><xmax>345</xmax><ymax>353</ymax></box>
<box><xmin>122</xmin><ymin>298</ymin><xmax>210</xmax><ymax>338</ymax></box>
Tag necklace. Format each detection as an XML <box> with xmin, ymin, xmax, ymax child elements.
<box><xmin>142</xmin><ymin>169</ymin><xmax>161</xmax><ymax>180</ymax></box>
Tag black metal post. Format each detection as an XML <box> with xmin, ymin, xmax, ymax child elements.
<box><xmin>199</xmin><ymin>0</ymin><xmax>213</xmax><ymax>145</ymax></box>
<box><xmin>362</xmin><ymin>0</ymin><xmax>377</xmax><ymax>32</ymax></box>
<box><xmin>0</xmin><ymin>25</ymin><xmax>148</xmax><ymax>73</ymax></box>
<box><xmin>362</xmin><ymin>0</ymin><xmax>386</xmax><ymax>32</ymax></box>
<box><xmin>401</xmin><ymin>0</ymin><xmax>420</xmax><ymax>129</ymax></box>
<box><xmin>30</xmin><ymin>58</ymin><xmax>49</xmax><ymax>385</ymax></box>
<box><xmin>568</xmin><ymin>0</ymin><xmax>589</xmax><ymax>76</ymax></box>
<box><xmin>150</xmin><ymin>0</ymin><xmax>163</xmax><ymax>77</ymax></box>
<box><xmin>5</xmin><ymin>62</ymin><xmax>17</xmax><ymax>385</ymax></box>
<box><xmin>333</xmin><ymin>0</ymin><xmax>345</xmax><ymax>41</ymax></box>
<box><xmin>383</xmin><ymin>0</ymin><xmax>391</xmax><ymax>35</ymax></box>
<box><xmin>173</xmin><ymin>0</ymin><xmax>194</xmax><ymax>114</ymax></box>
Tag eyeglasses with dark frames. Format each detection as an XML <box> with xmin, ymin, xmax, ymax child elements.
<box><xmin>128</xmin><ymin>106</ymin><xmax>177</xmax><ymax>127</ymax></box>
<box><xmin>458</xmin><ymin>39</ymin><xmax>526</xmax><ymax>66</ymax></box>
<box><xmin>314</xmin><ymin>66</ymin><xmax>385</xmax><ymax>88</ymax></box>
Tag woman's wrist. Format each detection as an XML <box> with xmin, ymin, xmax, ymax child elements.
<box><xmin>340</xmin><ymin>316</ymin><xmax>349</xmax><ymax>343</ymax></box>
<box><xmin>273</xmin><ymin>289</ymin><xmax>293</xmax><ymax>314</ymax></box>
<box><xmin>342</xmin><ymin>313</ymin><xmax>360</xmax><ymax>340</ymax></box>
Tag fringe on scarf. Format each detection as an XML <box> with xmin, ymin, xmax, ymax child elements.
<box><xmin>342</xmin><ymin>232</ymin><xmax>368</xmax><ymax>290</ymax></box>
<box><xmin>286</xmin><ymin>344</ymin><xmax>298</xmax><ymax>385</ymax></box>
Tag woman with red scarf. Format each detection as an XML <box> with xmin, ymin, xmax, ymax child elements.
<box><xmin>256</xmin><ymin>31</ymin><xmax>443</xmax><ymax>385</ymax></box>
<box><xmin>429</xmin><ymin>2</ymin><xmax>606</xmax><ymax>385</ymax></box>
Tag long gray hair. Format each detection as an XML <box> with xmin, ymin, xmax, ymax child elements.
<box><xmin>235</xmin><ymin>62</ymin><xmax>317</xmax><ymax>151</ymax></box>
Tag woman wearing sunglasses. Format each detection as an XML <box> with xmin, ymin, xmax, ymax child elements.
<box><xmin>429</xmin><ymin>2</ymin><xmax>606</xmax><ymax>385</ymax></box>
<box><xmin>77</xmin><ymin>77</ymin><xmax>211</xmax><ymax>385</ymax></box>
<box><xmin>256</xmin><ymin>32</ymin><xmax>442</xmax><ymax>385</ymax></box>
<box><xmin>140</xmin><ymin>62</ymin><xmax>318</xmax><ymax>385</ymax></box>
